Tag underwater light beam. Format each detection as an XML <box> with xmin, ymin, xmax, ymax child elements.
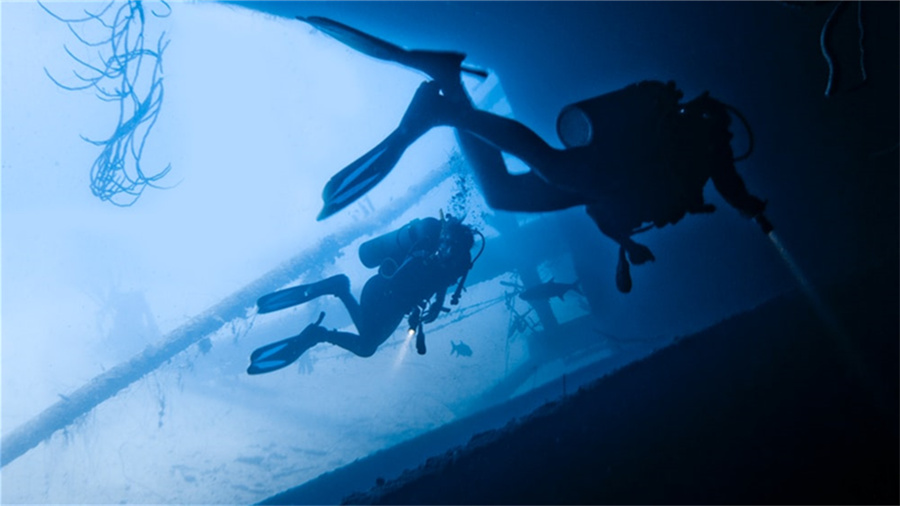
<box><xmin>764</xmin><ymin>230</ymin><xmax>868</xmax><ymax>376</ymax></box>
<box><xmin>392</xmin><ymin>328</ymin><xmax>417</xmax><ymax>372</ymax></box>
<box><xmin>766</xmin><ymin>228</ymin><xmax>893</xmax><ymax>415</ymax></box>
<box><xmin>766</xmin><ymin>231</ymin><xmax>839</xmax><ymax>335</ymax></box>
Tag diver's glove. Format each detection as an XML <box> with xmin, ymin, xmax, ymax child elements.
<box><xmin>741</xmin><ymin>198</ymin><xmax>773</xmax><ymax>234</ymax></box>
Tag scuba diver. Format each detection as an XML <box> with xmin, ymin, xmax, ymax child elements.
<box><xmin>299</xmin><ymin>16</ymin><xmax>773</xmax><ymax>294</ymax></box>
<box><xmin>247</xmin><ymin>214</ymin><xmax>483</xmax><ymax>375</ymax></box>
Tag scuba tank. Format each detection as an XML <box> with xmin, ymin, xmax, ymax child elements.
<box><xmin>556</xmin><ymin>80</ymin><xmax>684</xmax><ymax>152</ymax></box>
<box><xmin>358</xmin><ymin>217</ymin><xmax>442</xmax><ymax>270</ymax></box>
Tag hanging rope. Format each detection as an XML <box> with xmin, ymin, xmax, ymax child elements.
<box><xmin>40</xmin><ymin>0</ymin><xmax>174</xmax><ymax>206</ymax></box>
<box><xmin>819</xmin><ymin>1</ymin><xmax>868</xmax><ymax>98</ymax></box>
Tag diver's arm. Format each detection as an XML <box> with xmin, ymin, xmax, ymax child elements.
<box><xmin>710</xmin><ymin>164</ymin><xmax>766</xmax><ymax>219</ymax></box>
<box><xmin>422</xmin><ymin>289</ymin><xmax>447</xmax><ymax>324</ymax></box>
<box><xmin>688</xmin><ymin>93</ymin><xmax>767</xmax><ymax>221</ymax></box>
<box><xmin>710</xmin><ymin>163</ymin><xmax>774</xmax><ymax>233</ymax></box>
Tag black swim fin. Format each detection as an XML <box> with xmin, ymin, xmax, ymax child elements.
<box><xmin>247</xmin><ymin>313</ymin><xmax>325</xmax><ymax>375</ymax></box>
<box><xmin>257</xmin><ymin>275</ymin><xmax>350</xmax><ymax>313</ymax></box>
<box><xmin>318</xmin><ymin>135</ymin><xmax>397</xmax><ymax>220</ymax></box>
<box><xmin>318</xmin><ymin>80</ymin><xmax>447</xmax><ymax>219</ymax></box>
<box><xmin>247</xmin><ymin>335</ymin><xmax>309</xmax><ymax>375</ymax></box>
<box><xmin>257</xmin><ymin>285</ymin><xmax>316</xmax><ymax>314</ymax></box>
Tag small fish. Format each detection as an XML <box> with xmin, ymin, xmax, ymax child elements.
<box><xmin>519</xmin><ymin>278</ymin><xmax>581</xmax><ymax>302</ymax></box>
<box><xmin>450</xmin><ymin>340</ymin><xmax>473</xmax><ymax>357</ymax></box>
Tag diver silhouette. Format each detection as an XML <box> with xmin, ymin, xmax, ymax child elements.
<box><xmin>247</xmin><ymin>214</ymin><xmax>483</xmax><ymax>375</ymax></box>
<box><xmin>301</xmin><ymin>16</ymin><xmax>772</xmax><ymax>294</ymax></box>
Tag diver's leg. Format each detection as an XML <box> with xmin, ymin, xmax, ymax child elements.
<box><xmin>383</xmin><ymin>78</ymin><xmax>578</xmax><ymax>188</ymax></box>
<box><xmin>258</xmin><ymin>284</ymin><xmax>395</xmax><ymax>360</ymax></box>
<box><xmin>412</xmin><ymin>52</ymin><xmax>584</xmax><ymax>211</ymax></box>
<box><xmin>314</xmin><ymin>324</ymin><xmax>400</xmax><ymax>358</ymax></box>
<box><xmin>310</xmin><ymin>329</ymin><xmax>379</xmax><ymax>358</ymax></box>
<box><xmin>383</xmin><ymin>43</ymin><xmax>579</xmax><ymax>210</ymax></box>
<box><xmin>331</xmin><ymin>287</ymin><xmax>364</xmax><ymax>333</ymax></box>
<box><xmin>428</xmin><ymin>90</ymin><xmax>595</xmax><ymax>195</ymax></box>
<box><xmin>392</xmin><ymin>43</ymin><xmax>584</xmax><ymax>211</ymax></box>
<box><xmin>250</xmin><ymin>321</ymin><xmax>378</xmax><ymax>364</ymax></box>
<box><xmin>448</xmin><ymin>106</ymin><xmax>573</xmax><ymax>185</ymax></box>
<box><xmin>457</xmin><ymin>131</ymin><xmax>587</xmax><ymax>212</ymax></box>
<box><xmin>315</xmin><ymin>276</ymin><xmax>405</xmax><ymax>357</ymax></box>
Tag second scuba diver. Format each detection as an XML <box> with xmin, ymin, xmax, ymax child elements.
<box><xmin>248</xmin><ymin>214</ymin><xmax>483</xmax><ymax>375</ymax></box>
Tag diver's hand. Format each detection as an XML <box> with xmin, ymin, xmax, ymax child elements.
<box><xmin>422</xmin><ymin>305</ymin><xmax>445</xmax><ymax>324</ymax></box>
<box><xmin>753</xmin><ymin>213</ymin><xmax>774</xmax><ymax>234</ymax></box>
<box><xmin>738</xmin><ymin>197</ymin><xmax>767</xmax><ymax>220</ymax></box>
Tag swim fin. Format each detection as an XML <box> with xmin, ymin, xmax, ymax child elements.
<box><xmin>297</xmin><ymin>16</ymin><xmax>487</xmax><ymax>81</ymax></box>
<box><xmin>318</xmin><ymin>135</ymin><xmax>397</xmax><ymax>220</ymax></box>
<box><xmin>299</xmin><ymin>16</ymin><xmax>406</xmax><ymax>63</ymax></box>
<box><xmin>319</xmin><ymin>80</ymin><xmax>448</xmax><ymax>219</ymax></box>
<box><xmin>247</xmin><ymin>335</ymin><xmax>309</xmax><ymax>375</ymax></box>
<box><xmin>247</xmin><ymin>313</ymin><xmax>325</xmax><ymax>375</ymax></box>
<box><xmin>257</xmin><ymin>285</ymin><xmax>316</xmax><ymax>314</ymax></box>
<box><xmin>257</xmin><ymin>276</ymin><xmax>350</xmax><ymax>314</ymax></box>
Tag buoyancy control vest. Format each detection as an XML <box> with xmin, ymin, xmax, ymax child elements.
<box><xmin>557</xmin><ymin>80</ymin><xmax>732</xmax><ymax>229</ymax></box>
